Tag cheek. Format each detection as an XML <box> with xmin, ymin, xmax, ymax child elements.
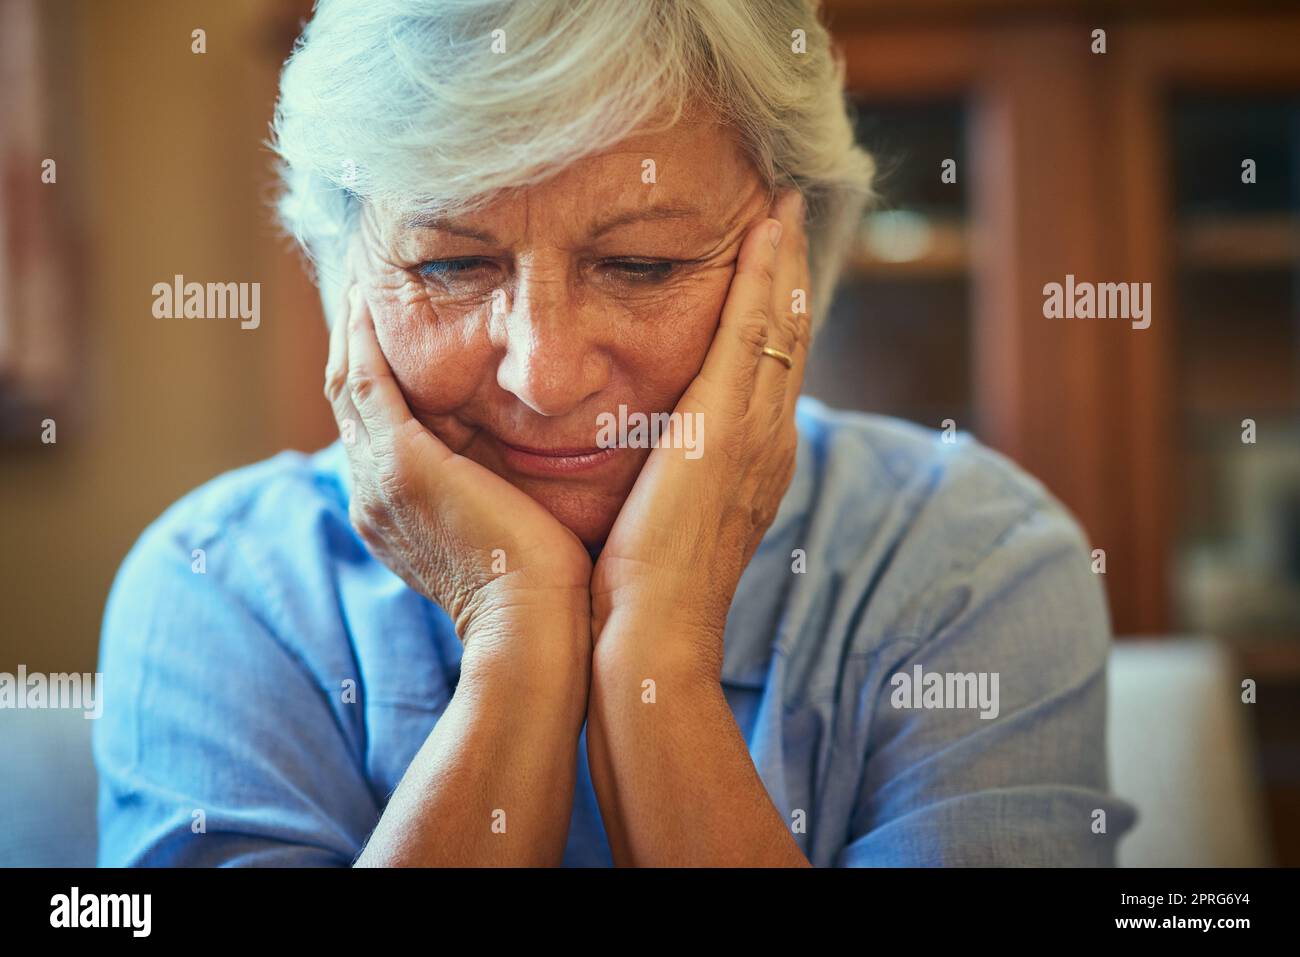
<box><xmin>367</xmin><ymin>279</ymin><xmax>490</xmax><ymax>416</ymax></box>
<box><xmin>611</xmin><ymin>271</ymin><xmax>730</xmax><ymax>406</ymax></box>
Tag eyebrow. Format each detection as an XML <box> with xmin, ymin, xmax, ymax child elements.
<box><xmin>401</xmin><ymin>202</ymin><xmax>704</xmax><ymax>242</ymax></box>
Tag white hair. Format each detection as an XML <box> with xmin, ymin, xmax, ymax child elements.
<box><xmin>270</xmin><ymin>0</ymin><xmax>874</xmax><ymax>330</ymax></box>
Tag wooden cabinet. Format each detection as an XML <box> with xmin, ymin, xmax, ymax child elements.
<box><xmin>814</xmin><ymin>4</ymin><xmax>1300</xmax><ymax>641</ymax></box>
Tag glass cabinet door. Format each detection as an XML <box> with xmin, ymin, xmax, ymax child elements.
<box><xmin>1169</xmin><ymin>94</ymin><xmax>1300</xmax><ymax>641</ymax></box>
<box><xmin>803</xmin><ymin>99</ymin><xmax>975</xmax><ymax>434</ymax></box>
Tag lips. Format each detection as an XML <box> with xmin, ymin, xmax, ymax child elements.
<box><xmin>495</xmin><ymin>438</ymin><xmax>620</xmax><ymax>476</ymax></box>
<box><xmin>502</xmin><ymin>441</ymin><xmax>605</xmax><ymax>457</ymax></box>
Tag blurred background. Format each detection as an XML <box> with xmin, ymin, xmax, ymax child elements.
<box><xmin>1</xmin><ymin>0</ymin><xmax>1297</xmax><ymax>866</ymax></box>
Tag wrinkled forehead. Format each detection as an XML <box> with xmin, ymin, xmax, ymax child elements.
<box><xmin>366</xmin><ymin>116</ymin><xmax>769</xmax><ymax>247</ymax></box>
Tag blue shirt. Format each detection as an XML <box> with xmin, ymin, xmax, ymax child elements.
<box><xmin>94</xmin><ymin>396</ymin><xmax>1136</xmax><ymax>866</ymax></box>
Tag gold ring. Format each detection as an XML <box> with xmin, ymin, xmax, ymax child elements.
<box><xmin>761</xmin><ymin>345</ymin><xmax>794</xmax><ymax>369</ymax></box>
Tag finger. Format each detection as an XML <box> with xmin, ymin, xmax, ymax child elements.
<box><xmin>325</xmin><ymin>288</ymin><xmax>369</xmax><ymax>455</ymax></box>
<box><xmin>345</xmin><ymin>287</ymin><xmax>453</xmax><ymax>470</ymax></box>
<box><xmin>754</xmin><ymin>189</ymin><xmax>808</xmax><ymax>407</ymax></box>
<box><xmin>783</xmin><ymin>194</ymin><xmax>813</xmax><ymax>415</ymax></box>
<box><xmin>693</xmin><ymin>214</ymin><xmax>782</xmax><ymax>416</ymax></box>
<box><xmin>345</xmin><ymin>287</ymin><xmax>408</xmax><ymax>455</ymax></box>
<box><xmin>324</xmin><ymin>294</ymin><xmax>349</xmax><ymax>398</ymax></box>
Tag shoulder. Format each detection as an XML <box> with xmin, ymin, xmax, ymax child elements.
<box><xmin>108</xmin><ymin>443</ymin><xmax>350</xmax><ymax>587</ymax></box>
<box><xmin>96</xmin><ymin>441</ymin><xmax>361</xmax><ymax>751</ymax></box>
<box><xmin>770</xmin><ymin>397</ymin><xmax>1105</xmax><ymax>662</ymax></box>
<box><xmin>765</xmin><ymin>403</ymin><xmax>1126</xmax><ymax>865</ymax></box>
<box><xmin>99</xmin><ymin>443</ymin><xmax>358</xmax><ymax>674</ymax></box>
<box><xmin>788</xmin><ymin>394</ymin><xmax>1088</xmax><ymax>561</ymax></box>
<box><xmin>94</xmin><ymin>444</ymin><xmax>381</xmax><ymax>865</ymax></box>
<box><xmin>118</xmin><ymin>444</ymin><xmax>349</xmax><ymax>570</ymax></box>
<box><xmin>791</xmin><ymin>395</ymin><xmax>1060</xmax><ymax>535</ymax></box>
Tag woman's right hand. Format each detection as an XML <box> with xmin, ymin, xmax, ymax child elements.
<box><xmin>328</xmin><ymin>281</ymin><xmax>593</xmax><ymax>866</ymax></box>
<box><xmin>324</xmin><ymin>282</ymin><xmax>594</xmax><ymax>655</ymax></box>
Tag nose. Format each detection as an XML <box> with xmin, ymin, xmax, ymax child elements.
<box><xmin>493</xmin><ymin>266</ymin><xmax>608</xmax><ymax>417</ymax></box>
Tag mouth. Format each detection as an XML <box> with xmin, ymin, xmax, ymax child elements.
<box><xmin>495</xmin><ymin>437</ymin><xmax>620</xmax><ymax>476</ymax></box>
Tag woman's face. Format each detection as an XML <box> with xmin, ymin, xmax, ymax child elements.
<box><xmin>351</xmin><ymin>117</ymin><xmax>773</xmax><ymax>549</ymax></box>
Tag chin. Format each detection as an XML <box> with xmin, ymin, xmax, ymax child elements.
<box><xmin>521</xmin><ymin>481</ymin><xmax>623</xmax><ymax>552</ymax></box>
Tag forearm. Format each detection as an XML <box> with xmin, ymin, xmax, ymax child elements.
<box><xmin>586</xmin><ymin>622</ymin><xmax>810</xmax><ymax>867</ymax></box>
<box><xmin>355</xmin><ymin>605</ymin><xmax>590</xmax><ymax>866</ymax></box>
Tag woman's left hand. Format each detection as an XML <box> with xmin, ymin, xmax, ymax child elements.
<box><xmin>590</xmin><ymin>188</ymin><xmax>809</xmax><ymax>679</ymax></box>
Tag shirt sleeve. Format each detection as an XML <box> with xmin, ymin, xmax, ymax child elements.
<box><xmin>94</xmin><ymin>512</ymin><xmax>381</xmax><ymax>867</ymax></box>
<box><xmin>836</xmin><ymin>492</ymin><xmax>1137</xmax><ymax>867</ymax></box>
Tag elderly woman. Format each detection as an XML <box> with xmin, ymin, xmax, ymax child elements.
<box><xmin>95</xmin><ymin>0</ymin><xmax>1134</xmax><ymax>867</ymax></box>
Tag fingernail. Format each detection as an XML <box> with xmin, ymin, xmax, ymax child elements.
<box><xmin>768</xmin><ymin>220</ymin><xmax>783</xmax><ymax>248</ymax></box>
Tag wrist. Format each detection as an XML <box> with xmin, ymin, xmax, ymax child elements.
<box><xmin>592</xmin><ymin>609</ymin><xmax>724</xmax><ymax>695</ymax></box>
<box><xmin>592</xmin><ymin>582</ymin><xmax>727</xmax><ymax>647</ymax></box>
<box><xmin>459</xmin><ymin>598</ymin><xmax>593</xmax><ymax>715</ymax></box>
